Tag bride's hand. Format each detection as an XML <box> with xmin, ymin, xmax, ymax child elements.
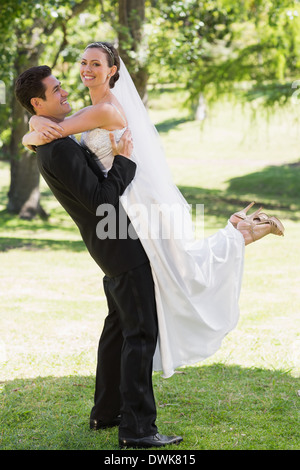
<box><xmin>29</xmin><ymin>115</ymin><xmax>63</xmax><ymax>140</ymax></box>
<box><xmin>22</xmin><ymin>130</ymin><xmax>55</xmax><ymax>149</ymax></box>
<box><xmin>110</xmin><ymin>129</ymin><xmax>133</xmax><ymax>158</ymax></box>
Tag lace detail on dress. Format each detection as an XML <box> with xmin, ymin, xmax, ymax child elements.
<box><xmin>80</xmin><ymin>101</ymin><xmax>127</xmax><ymax>176</ymax></box>
<box><xmin>81</xmin><ymin>127</ymin><xmax>127</xmax><ymax>176</ymax></box>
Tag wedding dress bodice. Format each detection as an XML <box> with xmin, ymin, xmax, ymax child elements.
<box><xmin>81</xmin><ymin>127</ymin><xmax>127</xmax><ymax>175</ymax></box>
<box><xmin>81</xmin><ymin>102</ymin><xmax>127</xmax><ymax>175</ymax></box>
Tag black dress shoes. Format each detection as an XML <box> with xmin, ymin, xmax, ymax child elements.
<box><xmin>90</xmin><ymin>415</ymin><xmax>121</xmax><ymax>430</ymax></box>
<box><xmin>119</xmin><ymin>432</ymin><xmax>183</xmax><ymax>448</ymax></box>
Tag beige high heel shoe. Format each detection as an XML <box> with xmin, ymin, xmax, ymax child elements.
<box><xmin>237</xmin><ymin>213</ymin><xmax>285</xmax><ymax>245</ymax></box>
<box><xmin>230</xmin><ymin>202</ymin><xmax>268</xmax><ymax>228</ymax></box>
<box><xmin>229</xmin><ymin>202</ymin><xmax>255</xmax><ymax>227</ymax></box>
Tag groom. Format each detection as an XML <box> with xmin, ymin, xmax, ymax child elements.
<box><xmin>15</xmin><ymin>65</ymin><xmax>183</xmax><ymax>448</ymax></box>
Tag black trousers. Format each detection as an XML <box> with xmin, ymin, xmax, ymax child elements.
<box><xmin>90</xmin><ymin>261</ymin><xmax>158</xmax><ymax>438</ymax></box>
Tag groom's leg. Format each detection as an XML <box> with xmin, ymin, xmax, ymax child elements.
<box><xmin>90</xmin><ymin>276</ymin><xmax>123</xmax><ymax>423</ymax></box>
<box><xmin>107</xmin><ymin>261</ymin><xmax>158</xmax><ymax>439</ymax></box>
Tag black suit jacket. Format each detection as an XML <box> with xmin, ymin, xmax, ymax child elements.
<box><xmin>37</xmin><ymin>137</ymin><xmax>148</xmax><ymax>277</ymax></box>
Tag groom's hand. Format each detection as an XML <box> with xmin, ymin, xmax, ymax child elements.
<box><xmin>110</xmin><ymin>129</ymin><xmax>133</xmax><ymax>158</ymax></box>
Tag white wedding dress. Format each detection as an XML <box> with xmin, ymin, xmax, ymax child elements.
<box><xmin>81</xmin><ymin>68</ymin><xmax>245</xmax><ymax>379</ymax></box>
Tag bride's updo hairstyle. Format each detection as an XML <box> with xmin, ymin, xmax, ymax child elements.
<box><xmin>85</xmin><ymin>42</ymin><xmax>120</xmax><ymax>89</ymax></box>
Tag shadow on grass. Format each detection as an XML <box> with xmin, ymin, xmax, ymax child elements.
<box><xmin>0</xmin><ymin>236</ymin><xmax>85</xmax><ymax>252</ymax></box>
<box><xmin>1</xmin><ymin>364</ymin><xmax>299</xmax><ymax>450</ymax></box>
<box><xmin>179</xmin><ymin>159</ymin><xmax>300</xmax><ymax>223</ymax></box>
<box><xmin>156</xmin><ymin>117</ymin><xmax>193</xmax><ymax>134</ymax></box>
<box><xmin>227</xmin><ymin>160</ymin><xmax>300</xmax><ymax>208</ymax></box>
<box><xmin>0</xmin><ymin>208</ymin><xmax>76</xmax><ymax>233</ymax></box>
<box><xmin>0</xmin><ymin>158</ymin><xmax>299</xmax><ymax>253</ymax></box>
<box><xmin>0</xmin><ymin>204</ymin><xmax>84</xmax><ymax>252</ymax></box>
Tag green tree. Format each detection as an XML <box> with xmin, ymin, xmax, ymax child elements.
<box><xmin>118</xmin><ymin>0</ymin><xmax>148</xmax><ymax>102</ymax></box>
<box><xmin>3</xmin><ymin>0</ymin><xmax>299</xmax><ymax>221</ymax></box>
<box><xmin>0</xmin><ymin>0</ymin><xmax>96</xmax><ymax>219</ymax></box>
<box><xmin>0</xmin><ymin>0</ymin><xmax>150</xmax><ymax>219</ymax></box>
<box><xmin>148</xmin><ymin>0</ymin><xmax>300</xmax><ymax>111</ymax></box>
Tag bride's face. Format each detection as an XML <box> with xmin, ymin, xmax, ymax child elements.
<box><xmin>80</xmin><ymin>48</ymin><xmax>113</xmax><ymax>88</ymax></box>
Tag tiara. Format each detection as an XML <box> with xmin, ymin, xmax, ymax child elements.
<box><xmin>88</xmin><ymin>42</ymin><xmax>115</xmax><ymax>62</ymax></box>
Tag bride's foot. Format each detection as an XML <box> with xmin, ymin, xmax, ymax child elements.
<box><xmin>237</xmin><ymin>214</ymin><xmax>285</xmax><ymax>245</ymax></box>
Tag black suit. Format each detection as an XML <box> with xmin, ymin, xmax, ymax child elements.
<box><xmin>37</xmin><ymin>137</ymin><xmax>158</xmax><ymax>439</ymax></box>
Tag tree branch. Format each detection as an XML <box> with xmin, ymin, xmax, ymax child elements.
<box><xmin>44</xmin><ymin>0</ymin><xmax>94</xmax><ymax>37</ymax></box>
<box><xmin>51</xmin><ymin>22</ymin><xmax>68</xmax><ymax>69</ymax></box>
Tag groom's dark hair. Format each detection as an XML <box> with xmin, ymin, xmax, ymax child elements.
<box><xmin>15</xmin><ymin>65</ymin><xmax>52</xmax><ymax>115</ymax></box>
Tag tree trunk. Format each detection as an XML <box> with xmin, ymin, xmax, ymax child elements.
<box><xmin>7</xmin><ymin>51</ymin><xmax>48</xmax><ymax>220</ymax></box>
<box><xmin>6</xmin><ymin>0</ymin><xmax>92</xmax><ymax>220</ymax></box>
<box><xmin>7</xmin><ymin>103</ymin><xmax>48</xmax><ymax>220</ymax></box>
<box><xmin>118</xmin><ymin>0</ymin><xmax>148</xmax><ymax>104</ymax></box>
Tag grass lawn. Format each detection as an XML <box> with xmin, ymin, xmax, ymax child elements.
<box><xmin>0</xmin><ymin>89</ymin><xmax>299</xmax><ymax>451</ymax></box>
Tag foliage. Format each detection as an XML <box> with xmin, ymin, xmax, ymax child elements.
<box><xmin>0</xmin><ymin>0</ymin><xmax>103</xmax><ymax>154</ymax></box>
<box><xmin>148</xmin><ymin>0</ymin><xmax>300</xmax><ymax>108</ymax></box>
<box><xmin>0</xmin><ymin>0</ymin><xmax>148</xmax><ymax>156</ymax></box>
<box><xmin>2</xmin><ymin>0</ymin><xmax>300</xmax><ymax>156</ymax></box>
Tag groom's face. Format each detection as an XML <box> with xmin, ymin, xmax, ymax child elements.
<box><xmin>32</xmin><ymin>74</ymin><xmax>72</xmax><ymax>120</ymax></box>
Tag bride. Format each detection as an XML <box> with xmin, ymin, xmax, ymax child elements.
<box><xmin>23</xmin><ymin>42</ymin><xmax>285</xmax><ymax>378</ymax></box>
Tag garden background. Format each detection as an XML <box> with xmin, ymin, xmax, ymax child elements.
<box><xmin>0</xmin><ymin>0</ymin><xmax>299</xmax><ymax>450</ymax></box>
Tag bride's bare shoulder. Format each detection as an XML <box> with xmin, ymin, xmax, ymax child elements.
<box><xmin>94</xmin><ymin>101</ymin><xmax>127</xmax><ymax>129</ymax></box>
